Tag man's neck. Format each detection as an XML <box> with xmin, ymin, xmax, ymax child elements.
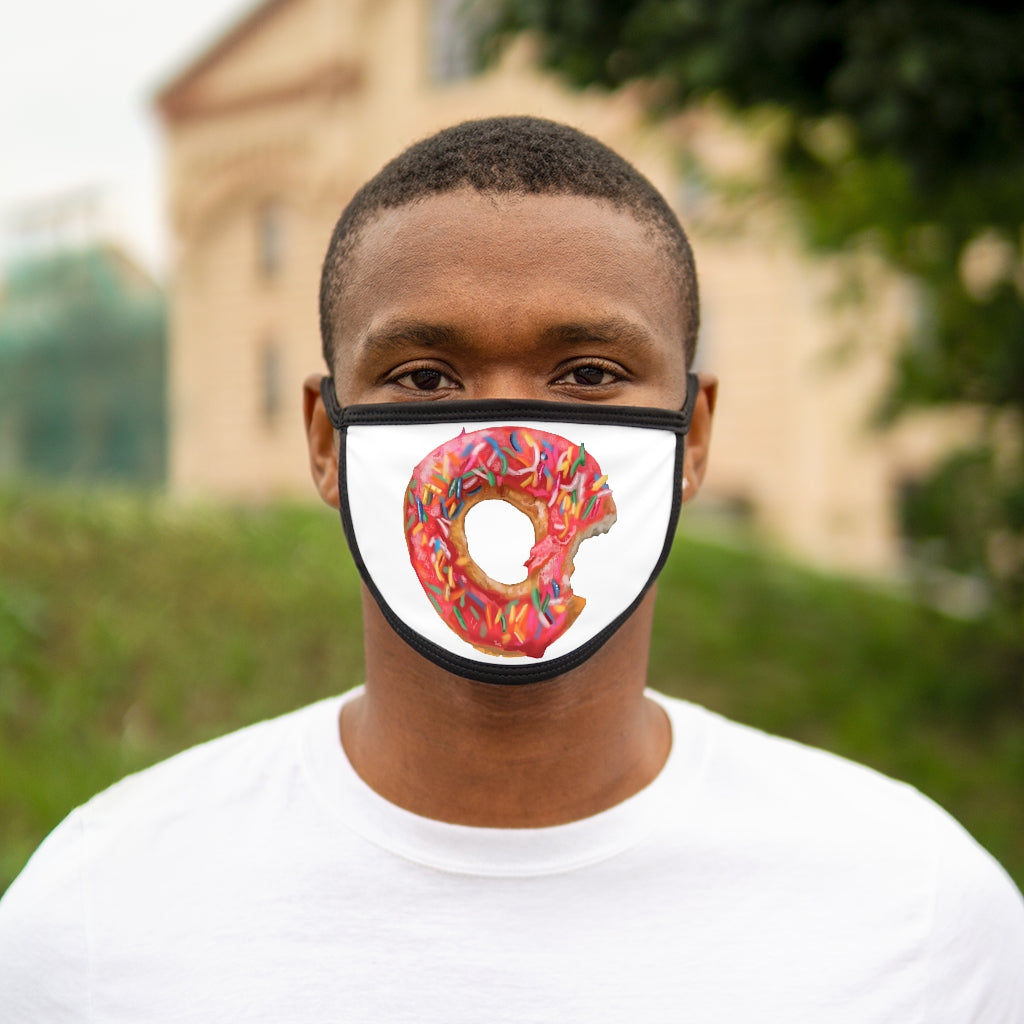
<box><xmin>340</xmin><ymin>590</ymin><xmax>670</xmax><ymax>828</ymax></box>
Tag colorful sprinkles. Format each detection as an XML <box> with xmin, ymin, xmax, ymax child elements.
<box><xmin>404</xmin><ymin>425</ymin><xmax>616</xmax><ymax>659</ymax></box>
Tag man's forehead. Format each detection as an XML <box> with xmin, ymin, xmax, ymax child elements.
<box><xmin>344</xmin><ymin>189</ymin><xmax>671</xmax><ymax>282</ymax></box>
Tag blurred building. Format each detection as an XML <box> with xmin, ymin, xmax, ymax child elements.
<box><xmin>0</xmin><ymin>244</ymin><xmax>166</xmax><ymax>484</ymax></box>
<box><xmin>156</xmin><ymin>0</ymin><xmax>959</xmax><ymax>576</ymax></box>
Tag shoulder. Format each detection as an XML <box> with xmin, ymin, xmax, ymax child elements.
<box><xmin>0</xmin><ymin>694</ymin><xmax>346</xmax><ymax>1021</ymax></box>
<box><xmin>657</xmin><ymin>690</ymin><xmax>981</xmax><ymax>839</ymax></box>
<box><xmin>920</xmin><ymin>798</ymin><xmax>1024</xmax><ymax>1022</ymax></box>
<box><xmin>31</xmin><ymin>693</ymin><xmax>345</xmax><ymax>855</ymax></box>
<box><xmin>655</xmin><ymin>692</ymin><xmax>1024</xmax><ymax>1021</ymax></box>
<box><xmin>73</xmin><ymin>694</ymin><xmax>338</xmax><ymax>823</ymax></box>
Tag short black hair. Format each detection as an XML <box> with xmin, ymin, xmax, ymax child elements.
<box><xmin>319</xmin><ymin>116</ymin><xmax>699</xmax><ymax>367</ymax></box>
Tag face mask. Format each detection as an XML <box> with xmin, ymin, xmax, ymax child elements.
<box><xmin>320</xmin><ymin>374</ymin><xmax>699</xmax><ymax>685</ymax></box>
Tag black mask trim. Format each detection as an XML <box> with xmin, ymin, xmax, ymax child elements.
<box><xmin>320</xmin><ymin>377</ymin><xmax>700</xmax><ymax>435</ymax></box>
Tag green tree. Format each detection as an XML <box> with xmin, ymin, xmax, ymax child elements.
<box><xmin>487</xmin><ymin>0</ymin><xmax>1024</xmax><ymax>655</ymax></box>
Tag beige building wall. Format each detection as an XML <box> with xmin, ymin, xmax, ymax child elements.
<box><xmin>158</xmin><ymin>0</ymin><xmax>961</xmax><ymax>575</ymax></box>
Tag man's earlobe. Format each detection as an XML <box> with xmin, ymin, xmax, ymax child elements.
<box><xmin>681</xmin><ymin>373</ymin><xmax>717</xmax><ymax>505</ymax></box>
<box><xmin>302</xmin><ymin>374</ymin><xmax>340</xmax><ymax>509</ymax></box>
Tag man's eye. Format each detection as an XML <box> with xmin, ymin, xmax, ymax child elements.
<box><xmin>573</xmin><ymin>366</ymin><xmax>609</xmax><ymax>386</ymax></box>
<box><xmin>392</xmin><ymin>368</ymin><xmax>456</xmax><ymax>391</ymax></box>
<box><xmin>558</xmin><ymin>364</ymin><xmax>620</xmax><ymax>387</ymax></box>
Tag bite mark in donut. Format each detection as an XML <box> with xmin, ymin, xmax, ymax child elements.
<box><xmin>404</xmin><ymin>426</ymin><xmax>617</xmax><ymax>658</ymax></box>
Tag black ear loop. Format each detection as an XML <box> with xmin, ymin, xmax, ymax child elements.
<box><xmin>320</xmin><ymin>376</ymin><xmax>345</xmax><ymax>427</ymax></box>
<box><xmin>680</xmin><ymin>371</ymin><xmax>699</xmax><ymax>433</ymax></box>
<box><xmin>318</xmin><ymin>373</ymin><xmax>701</xmax><ymax>685</ymax></box>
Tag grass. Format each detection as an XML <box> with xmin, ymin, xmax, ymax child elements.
<box><xmin>1</xmin><ymin>485</ymin><xmax>1021</xmax><ymax>894</ymax></box>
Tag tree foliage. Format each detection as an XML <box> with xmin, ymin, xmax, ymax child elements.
<box><xmin>487</xmin><ymin>0</ymin><xmax>1024</xmax><ymax>641</ymax></box>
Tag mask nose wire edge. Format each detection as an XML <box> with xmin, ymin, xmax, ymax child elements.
<box><xmin>319</xmin><ymin>372</ymin><xmax>701</xmax><ymax>432</ymax></box>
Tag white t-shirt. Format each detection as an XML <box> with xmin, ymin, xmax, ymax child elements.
<box><xmin>2</xmin><ymin>689</ymin><xmax>1022</xmax><ymax>1022</ymax></box>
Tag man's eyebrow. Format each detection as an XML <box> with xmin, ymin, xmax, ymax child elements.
<box><xmin>539</xmin><ymin>318</ymin><xmax>656</xmax><ymax>348</ymax></box>
<box><xmin>362</xmin><ymin>321</ymin><xmax>460</xmax><ymax>352</ymax></box>
<box><xmin>360</xmin><ymin>316</ymin><xmax>655</xmax><ymax>352</ymax></box>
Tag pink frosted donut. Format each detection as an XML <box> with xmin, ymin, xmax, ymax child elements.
<box><xmin>404</xmin><ymin>426</ymin><xmax>617</xmax><ymax>658</ymax></box>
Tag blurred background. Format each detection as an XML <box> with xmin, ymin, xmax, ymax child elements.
<box><xmin>2</xmin><ymin>0</ymin><xmax>1022</xmax><ymax>894</ymax></box>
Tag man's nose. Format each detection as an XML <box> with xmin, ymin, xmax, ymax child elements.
<box><xmin>467</xmin><ymin>367</ymin><xmax>548</xmax><ymax>402</ymax></box>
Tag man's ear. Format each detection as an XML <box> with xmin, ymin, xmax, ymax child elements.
<box><xmin>303</xmin><ymin>374</ymin><xmax>340</xmax><ymax>509</ymax></box>
<box><xmin>681</xmin><ymin>373</ymin><xmax>717</xmax><ymax>505</ymax></box>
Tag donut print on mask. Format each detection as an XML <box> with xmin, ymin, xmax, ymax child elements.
<box><xmin>404</xmin><ymin>426</ymin><xmax>617</xmax><ymax>658</ymax></box>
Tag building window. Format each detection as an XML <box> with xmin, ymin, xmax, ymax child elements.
<box><xmin>257</xmin><ymin>202</ymin><xmax>283</xmax><ymax>279</ymax></box>
<box><xmin>261</xmin><ymin>339</ymin><xmax>283</xmax><ymax>426</ymax></box>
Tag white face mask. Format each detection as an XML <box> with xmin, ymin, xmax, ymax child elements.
<box><xmin>321</xmin><ymin>374</ymin><xmax>699</xmax><ymax>685</ymax></box>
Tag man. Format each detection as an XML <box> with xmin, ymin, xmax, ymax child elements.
<box><xmin>2</xmin><ymin>116</ymin><xmax>1022</xmax><ymax>1021</ymax></box>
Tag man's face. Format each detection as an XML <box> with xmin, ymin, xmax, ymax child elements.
<box><xmin>328</xmin><ymin>189</ymin><xmax>692</xmax><ymax>412</ymax></box>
